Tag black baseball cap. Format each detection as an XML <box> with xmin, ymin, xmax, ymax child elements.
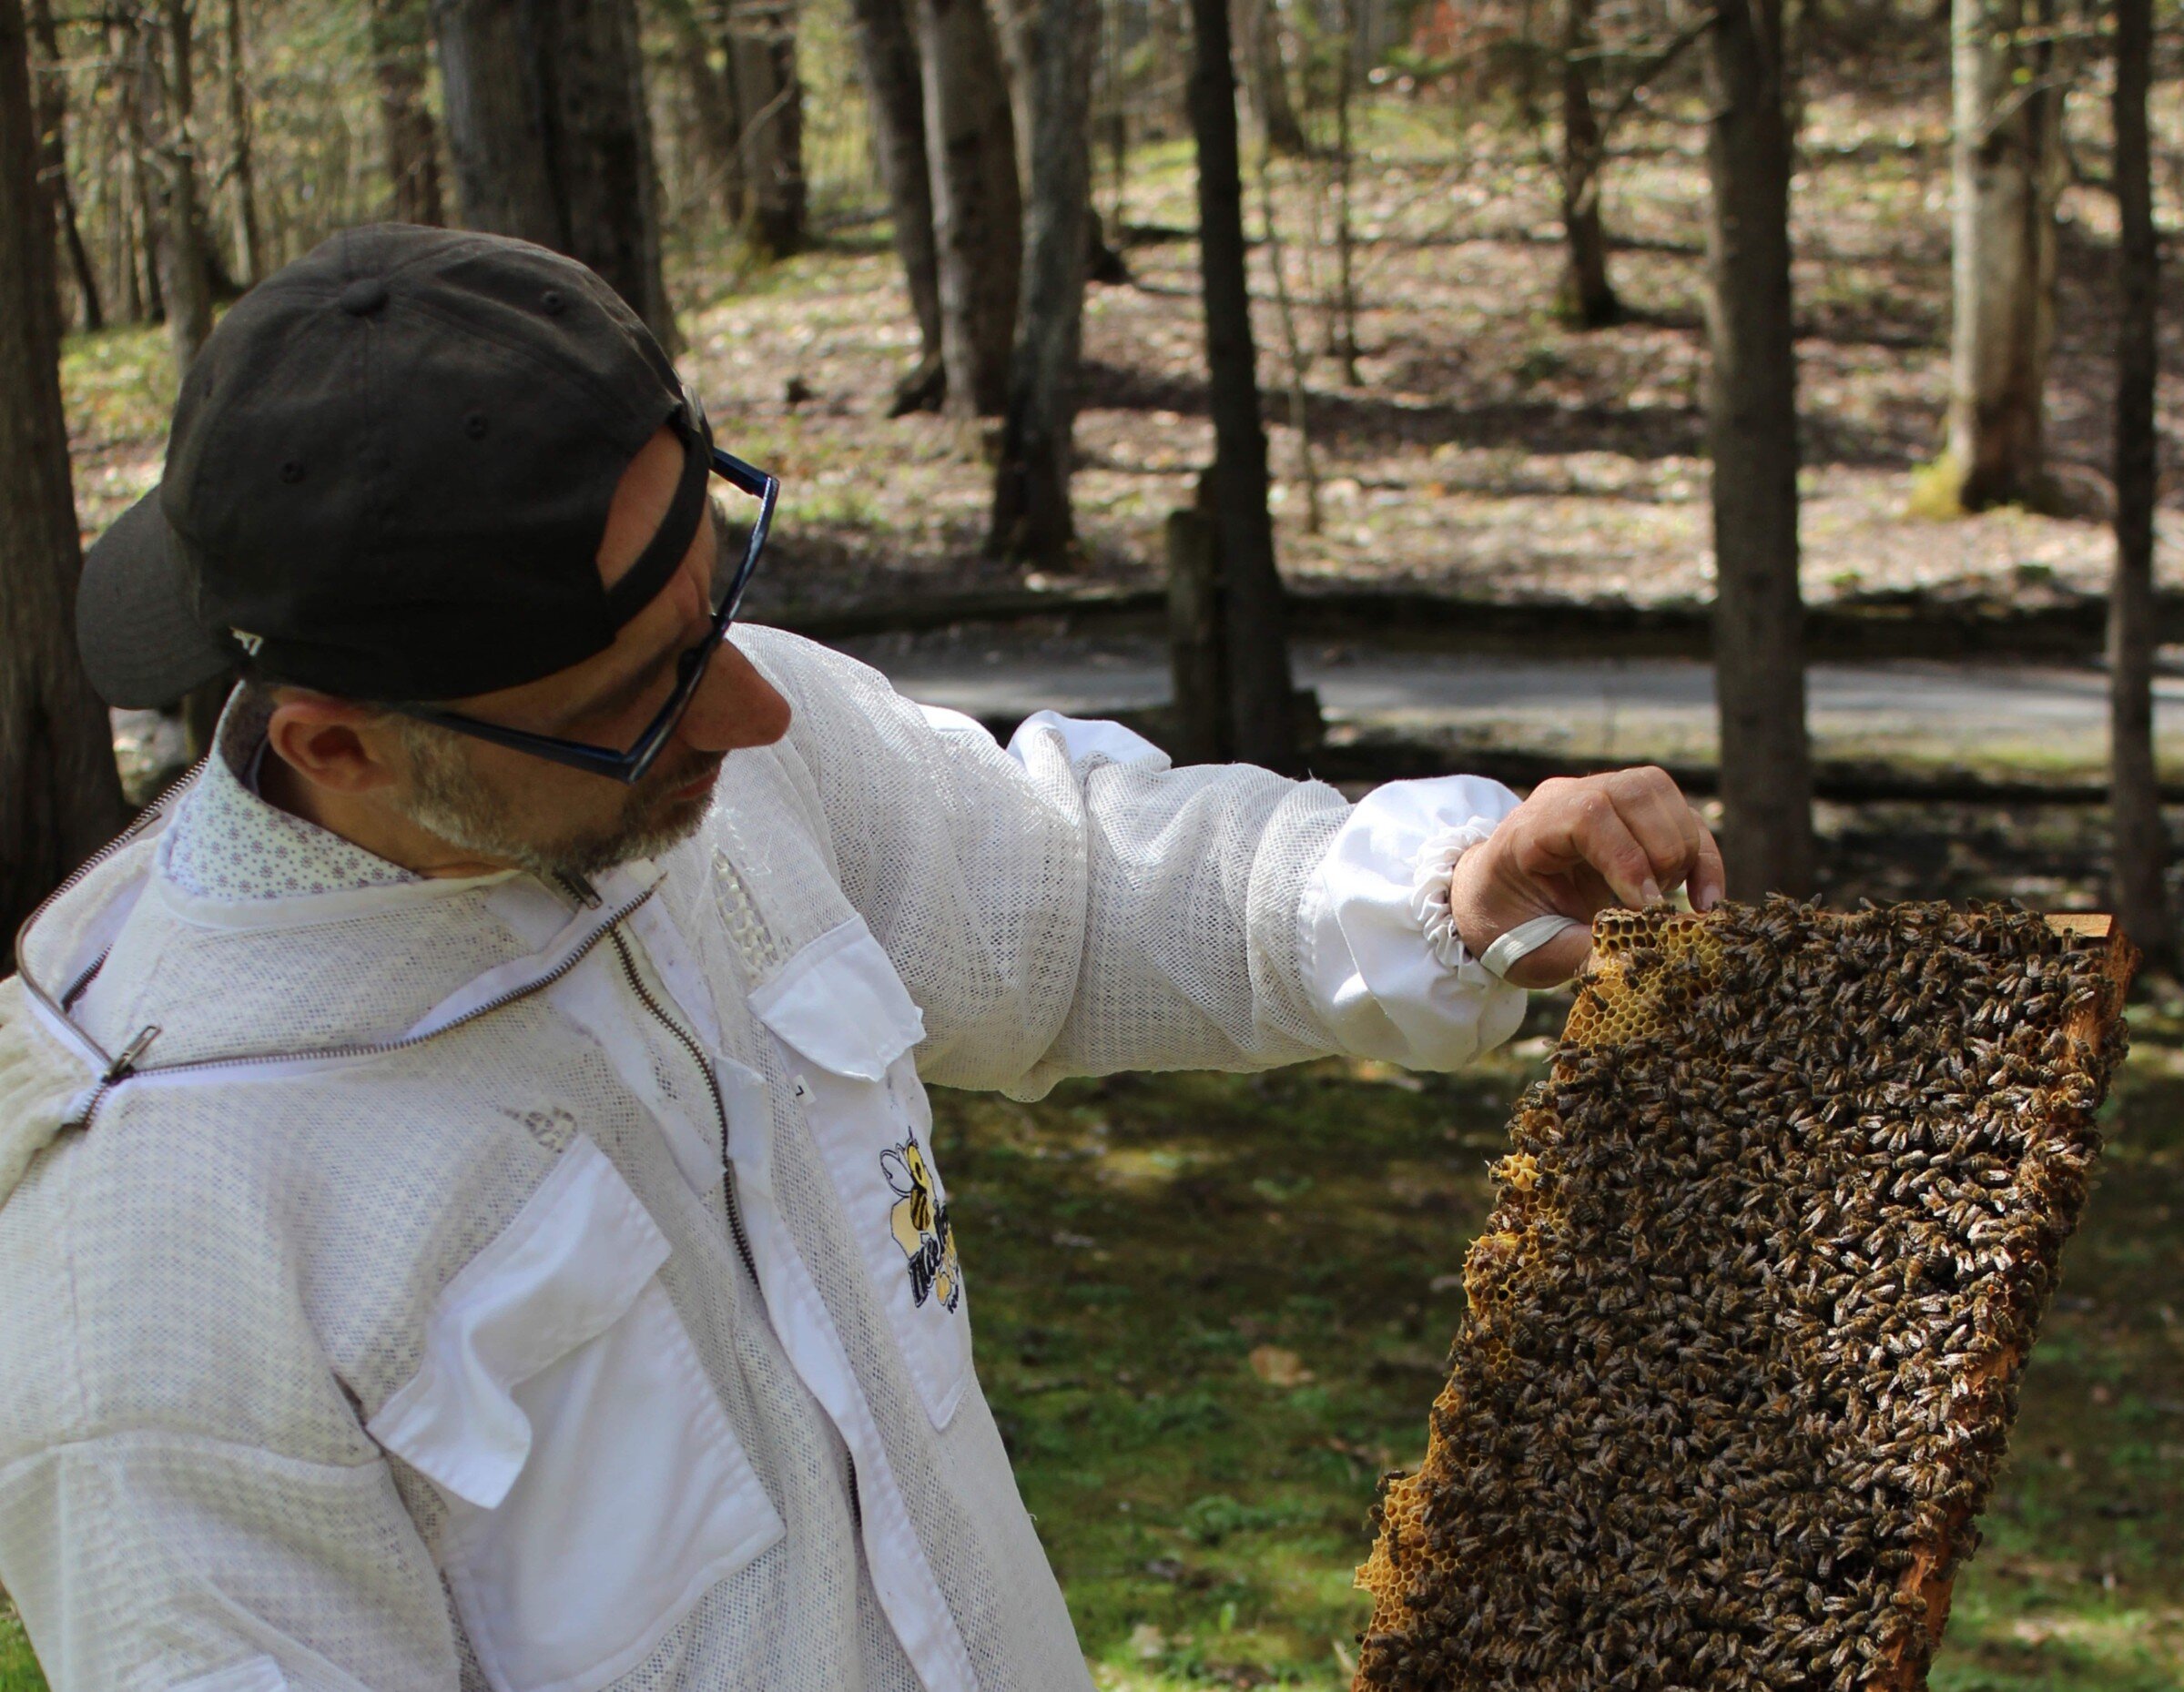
<box><xmin>77</xmin><ymin>223</ymin><xmax>717</xmax><ymax>708</ymax></box>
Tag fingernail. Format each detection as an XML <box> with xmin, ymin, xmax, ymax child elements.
<box><xmin>1641</xmin><ymin>878</ymin><xmax>1662</xmax><ymax>907</ymax></box>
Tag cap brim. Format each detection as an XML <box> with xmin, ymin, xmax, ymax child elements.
<box><xmin>76</xmin><ymin>489</ymin><xmax>237</xmax><ymax>708</ymax></box>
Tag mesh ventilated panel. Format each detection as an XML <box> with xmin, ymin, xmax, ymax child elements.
<box><xmin>1355</xmin><ymin>899</ymin><xmax>2132</xmax><ymax>1692</ymax></box>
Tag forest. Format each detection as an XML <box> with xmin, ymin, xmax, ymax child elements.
<box><xmin>3</xmin><ymin>0</ymin><xmax>2183</xmax><ymax>1686</ymax></box>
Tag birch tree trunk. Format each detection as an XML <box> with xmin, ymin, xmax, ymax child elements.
<box><xmin>2109</xmin><ymin>0</ymin><xmax>2172</xmax><ymax>969</ymax></box>
<box><xmin>1945</xmin><ymin>0</ymin><xmax>2060</xmax><ymax>511</ymax></box>
<box><xmin>1</xmin><ymin>0</ymin><xmax>128</xmax><ymax>937</ymax></box>
<box><xmin>1704</xmin><ymin>0</ymin><xmax>1813</xmax><ymax>896</ymax></box>
<box><xmin>1235</xmin><ymin>0</ymin><xmax>1303</xmax><ymax>156</ymax></box>
<box><xmin>726</xmin><ymin>0</ymin><xmax>804</xmax><ymax>257</ymax></box>
<box><xmin>25</xmin><ymin>0</ymin><xmax>102</xmax><ymax>329</ymax></box>
<box><xmin>370</xmin><ymin>0</ymin><xmax>442</xmax><ymax>225</ymax></box>
<box><xmin>1557</xmin><ymin>0</ymin><xmax>1620</xmax><ymax>327</ymax></box>
<box><xmin>138</xmin><ymin>0</ymin><xmax>216</xmax><ymax>373</ymax></box>
<box><xmin>915</xmin><ymin>0</ymin><xmax>1019</xmax><ymax>417</ymax></box>
<box><xmin>1186</xmin><ymin>0</ymin><xmax>1296</xmax><ymax>773</ymax></box>
<box><xmin>655</xmin><ymin>0</ymin><xmax>740</xmax><ymax>224</ymax></box>
<box><xmin>433</xmin><ymin>0</ymin><xmax>677</xmax><ymax>346</ymax></box>
<box><xmin>988</xmin><ymin>0</ymin><xmax>1093</xmax><ymax>566</ymax></box>
<box><xmin>221</xmin><ymin>0</ymin><xmax>260</xmax><ymax>279</ymax></box>
<box><xmin>848</xmin><ymin>0</ymin><xmax>944</xmax><ymax>411</ymax></box>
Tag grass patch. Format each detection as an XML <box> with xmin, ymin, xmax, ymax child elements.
<box><xmin>0</xmin><ymin>1596</ymin><xmax>37</xmax><ymax>1692</ymax></box>
<box><xmin>3</xmin><ymin>1010</ymin><xmax>2178</xmax><ymax>1688</ymax></box>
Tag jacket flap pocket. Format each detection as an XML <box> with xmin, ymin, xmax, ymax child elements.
<box><xmin>749</xmin><ymin>918</ymin><xmax>925</xmax><ymax>1081</ymax></box>
<box><xmin>367</xmin><ymin>1137</ymin><xmax>668</xmax><ymax>1509</ymax></box>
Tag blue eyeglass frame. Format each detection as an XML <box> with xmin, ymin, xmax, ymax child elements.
<box><xmin>390</xmin><ymin>447</ymin><xmax>778</xmax><ymax>785</ymax></box>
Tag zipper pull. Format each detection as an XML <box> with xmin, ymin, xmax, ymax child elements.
<box><xmin>558</xmin><ymin>873</ymin><xmax>603</xmax><ymax>909</ymax></box>
<box><xmin>105</xmin><ymin>1024</ymin><xmax>161</xmax><ymax>1083</ymax></box>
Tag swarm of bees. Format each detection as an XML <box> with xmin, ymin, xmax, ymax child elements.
<box><xmin>1354</xmin><ymin>897</ymin><xmax>2133</xmax><ymax>1692</ymax></box>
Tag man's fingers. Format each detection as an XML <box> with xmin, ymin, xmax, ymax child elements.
<box><xmin>1690</xmin><ymin>815</ymin><xmax>1725</xmax><ymax>911</ymax></box>
<box><xmin>1607</xmin><ymin>767</ymin><xmax>1709</xmax><ymax>904</ymax></box>
<box><xmin>1540</xmin><ymin>786</ymin><xmax>1658</xmax><ymax>910</ymax></box>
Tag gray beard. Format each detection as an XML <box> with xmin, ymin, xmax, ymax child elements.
<box><xmin>390</xmin><ymin>719</ymin><xmax>708</xmax><ymax>883</ymax></box>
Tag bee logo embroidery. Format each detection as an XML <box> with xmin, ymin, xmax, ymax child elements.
<box><xmin>880</xmin><ymin>1134</ymin><xmax>961</xmax><ymax>1313</ymax></box>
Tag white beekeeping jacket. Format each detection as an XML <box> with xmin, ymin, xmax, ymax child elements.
<box><xmin>0</xmin><ymin>628</ymin><xmax>1525</xmax><ymax>1692</ymax></box>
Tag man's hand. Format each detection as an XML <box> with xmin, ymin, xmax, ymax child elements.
<box><xmin>1448</xmin><ymin>767</ymin><xmax>1723</xmax><ymax>988</ymax></box>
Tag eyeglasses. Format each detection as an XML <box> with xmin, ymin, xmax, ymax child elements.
<box><xmin>389</xmin><ymin>448</ymin><xmax>777</xmax><ymax>785</ymax></box>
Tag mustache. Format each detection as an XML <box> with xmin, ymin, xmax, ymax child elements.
<box><xmin>643</xmin><ymin>749</ymin><xmax>726</xmax><ymax>795</ymax></box>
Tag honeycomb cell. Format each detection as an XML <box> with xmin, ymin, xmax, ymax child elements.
<box><xmin>1353</xmin><ymin>897</ymin><xmax>2133</xmax><ymax>1692</ymax></box>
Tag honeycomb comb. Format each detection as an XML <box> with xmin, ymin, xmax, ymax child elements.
<box><xmin>1354</xmin><ymin>898</ymin><xmax>2134</xmax><ymax>1692</ymax></box>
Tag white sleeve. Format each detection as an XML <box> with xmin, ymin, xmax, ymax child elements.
<box><xmin>738</xmin><ymin>628</ymin><xmax>1529</xmax><ymax>1097</ymax></box>
<box><xmin>1298</xmin><ymin>775</ymin><xmax>1530</xmax><ymax>1070</ymax></box>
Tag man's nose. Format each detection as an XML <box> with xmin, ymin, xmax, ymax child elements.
<box><xmin>673</xmin><ymin>637</ymin><xmax>792</xmax><ymax>754</ymax></box>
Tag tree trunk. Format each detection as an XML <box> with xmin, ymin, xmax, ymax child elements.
<box><xmin>1235</xmin><ymin>0</ymin><xmax>1303</xmax><ymax>156</ymax></box>
<box><xmin>848</xmin><ymin>0</ymin><xmax>945</xmax><ymax>412</ymax></box>
<box><xmin>725</xmin><ymin>0</ymin><xmax>804</xmax><ymax>257</ymax></box>
<box><xmin>1704</xmin><ymin>0</ymin><xmax>1813</xmax><ymax>896</ymax></box>
<box><xmin>138</xmin><ymin>0</ymin><xmax>216</xmax><ymax>373</ymax></box>
<box><xmin>1186</xmin><ymin>0</ymin><xmax>1295</xmax><ymax>774</ymax></box>
<box><xmin>433</xmin><ymin>0</ymin><xmax>677</xmax><ymax>347</ymax></box>
<box><xmin>2109</xmin><ymin>0</ymin><xmax>2171</xmax><ymax>970</ymax></box>
<box><xmin>1945</xmin><ymin>0</ymin><xmax>2060</xmax><ymax>511</ymax></box>
<box><xmin>988</xmin><ymin>0</ymin><xmax>1093</xmax><ymax>567</ymax></box>
<box><xmin>1</xmin><ymin>0</ymin><xmax>129</xmax><ymax>939</ymax></box>
<box><xmin>655</xmin><ymin>0</ymin><xmax>740</xmax><ymax>224</ymax></box>
<box><xmin>1557</xmin><ymin>0</ymin><xmax>1620</xmax><ymax>327</ymax></box>
<box><xmin>915</xmin><ymin>0</ymin><xmax>1019</xmax><ymax>418</ymax></box>
<box><xmin>370</xmin><ymin>0</ymin><xmax>442</xmax><ymax>225</ymax></box>
<box><xmin>221</xmin><ymin>0</ymin><xmax>261</xmax><ymax>279</ymax></box>
<box><xmin>25</xmin><ymin>0</ymin><xmax>103</xmax><ymax>331</ymax></box>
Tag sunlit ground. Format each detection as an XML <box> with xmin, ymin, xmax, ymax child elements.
<box><xmin>3</xmin><ymin>996</ymin><xmax>2178</xmax><ymax>1688</ymax></box>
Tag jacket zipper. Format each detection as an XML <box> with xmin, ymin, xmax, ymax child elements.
<box><xmin>35</xmin><ymin>881</ymin><xmax>661</xmax><ymax>1134</ymax></box>
<box><xmin>12</xmin><ymin>756</ymin><xmax>207</xmax><ymax>1010</ymax></box>
<box><xmin>608</xmin><ymin>927</ymin><xmax>761</xmax><ymax>1287</ymax></box>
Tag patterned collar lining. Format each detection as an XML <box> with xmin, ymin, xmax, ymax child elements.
<box><xmin>163</xmin><ymin>689</ymin><xmax>423</xmax><ymax>901</ymax></box>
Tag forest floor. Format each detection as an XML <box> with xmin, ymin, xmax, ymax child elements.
<box><xmin>56</xmin><ymin>84</ymin><xmax>2184</xmax><ymax>633</ymax></box>
<box><xmin>17</xmin><ymin>67</ymin><xmax>2184</xmax><ymax>1692</ymax></box>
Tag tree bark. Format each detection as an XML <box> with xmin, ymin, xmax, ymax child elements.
<box><xmin>433</xmin><ymin>0</ymin><xmax>677</xmax><ymax>346</ymax></box>
<box><xmin>987</xmin><ymin>0</ymin><xmax>1092</xmax><ymax>567</ymax></box>
<box><xmin>725</xmin><ymin>0</ymin><xmax>804</xmax><ymax>257</ymax></box>
<box><xmin>848</xmin><ymin>0</ymin><xmax>945</xmax><ymax>411</ymax></box>
<box><xmin>915</xmin><ymin>0</ymin><xmax>1019</xmax><ymax>417</ymax></box>
<box><xmin>221</xmin><ymin>0</ymin><xmax>261</xmax><ymax>279</ymax></box>
<box><xmin>1703</xmin><ymin>0</ymin><xmax>1813</xmax><ymax>896</ymax></box>
<box><xmin>1945</xmin><ymin>0</ymin><xmax>2060</xmax><ymax>511</ymax></box>
<box><xmin>370</xmin><ymin>0</ymin><xmax>443</xmax><ymax>225</ymax></box>
<box><xmin>138</xmin><ymin>0</ymin><xmax>216</xmax><ymax>374</ymax></box>
<box><xmin>1186</xmin><ymin>0</ymin><xmax>1295</xmax><ymax>773</ymax></box>
<box><xmin>1</xmin><ymin>0</ymin><xmax>129</xmax><ymax>939</ymax></box>
<box><xmin>25</xmin><ymin>0</ymin><xmax>102</xmax><ymax>331</ymax></box>
<box><xmin>1234</xmin><ymin>0</ymin><xmax>1303</xmax><ymax>156</ymax></box>
<box><xmin>2109</xmin><ymin>0</ymin><xmax>2171</xmax><ymax>970</ymax></box>
<box><xmin>655</xmin><ymin>0</ymin><xmax>740</xmax><ymax>224</ymax></box>
<box><xmin>1557</xmin><ymin>0</ymin><xmax>1620</xmax><ymax>327</ymax></box>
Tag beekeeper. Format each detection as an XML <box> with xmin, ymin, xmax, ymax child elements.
<box><xmin>0</xmin><ymin>226</ymin><xmax>1722</xmax><ymax>1692</ymax></box>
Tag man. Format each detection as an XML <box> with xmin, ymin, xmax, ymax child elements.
<box><xmin>0</xmin><ymin>226</ymin><xmax>1721</xmax><ymax>1692</ymax></box>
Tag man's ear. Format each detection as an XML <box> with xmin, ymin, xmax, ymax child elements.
<box><xmin>262</xmin><ymin>692</ymin><xmax>406</xmax><ymax>795</ymax></box>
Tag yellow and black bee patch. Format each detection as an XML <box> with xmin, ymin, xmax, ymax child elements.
<box><xmin>882</xmin><ymin>1134</ymin><xmax>961</xmax><ymax>1314</ymax></box>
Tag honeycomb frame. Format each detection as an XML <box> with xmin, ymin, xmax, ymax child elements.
<box><xmin>1354</xmin><ymin>898</ymin><xmax>2134</xmax><ymax>1692</ymax></box>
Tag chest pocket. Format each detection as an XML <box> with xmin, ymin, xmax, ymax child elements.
<box><xmin>751</xmin><ymin>918</ymin><xmax>972</xmax><ymax>1430</ymax></box>
<box><xmin>368</xmin><ymin>1137</ymin><xmax>784</xmax><ymax>1692</ymax></box>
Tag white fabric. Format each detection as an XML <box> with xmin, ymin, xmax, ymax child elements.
<box><xmin>171</xmin><ymin>1656</ymin><xmax>290</xmax><ymax>1692</ymax></box>
<box><xmin>1303</xmin><ymin>775</ymin><xmax>1530</xmax><ymax>1069</ymax></box>
<box><xmin>1479</xmin><ymin>913</ymin><xmax>1586</xmax><ymax>983</ymax></box>
<box><xmin>0</xmin><ymin>628</ymin><xmax>1528</xmax><ymax>1692</ymax></box>
<box><xmin>164</xmin><ymin>687</ymin><xmax>420</xmax><ymax>900</ymax></box>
